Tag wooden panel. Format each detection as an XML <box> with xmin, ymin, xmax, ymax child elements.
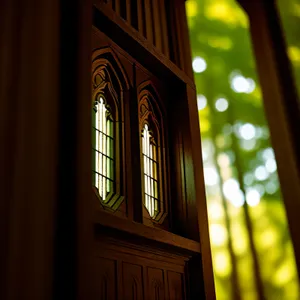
<box><xmin>144</xmin><ymin>0</ymin><xmax>154</xmax><ymax>44</ymax></box>
<box><xmin>186</xmin><ymin>83</ymin><xmax>215</xmax><ymax>298</ymax></box>
<box><xmin>92</xmin><ymin>7</ymin><xmax>196</xmax><ymax>88</ymax></box>
<box><xmin>126</xmin><ymin>0</ymin><xmax>131</xmax><ymax>24</ymax></box>
<box><xmin>94</xmin><ymin>210</ymin><xmax>201</xmax><ymax>253</ymax></box>
<box><xmin>167</xmin><ymin>271</ymin><xmax>184</xmax><ymax>300</ymax></box>
<box><xmin>122</xmin><ymin>263</ymin><xmax>144</xmax><ymax>300</ymax></box>
<box><xmin>173</xmin><ymin>0</ymin><xmax>185</xmax><ymax>70</ymax></box>
<box><xmin>147</xmin><ymin>268</ymin><xmax>165</xmax><ymax>300</ymax></box>
<box><xmin>178</xmin><ymin>0</ymin><xmax>193</xmax><ymax>78</ymax></box>
<box><xmin>137</xmin><ymin>0</ymin><xmax>145</xmax><ymax>36</ymax></box>
<box><xmin>158</xmin><ymin>0</ymin><xmax>169</xmax><ymax>57</ymax></box>
<box><xmin>113</xmin><ymin>0</ymin><xmax>121</xmax><ymax>15</ymax></box>
<box><xmin>152</xmin><ymin>0</ymin><xmax>162</xmax><ymax>51</ymax></box>
<box><xmin>93</xmin><ymin>257</ymin><xmax>117</xmax><ymax>300</ymax></box>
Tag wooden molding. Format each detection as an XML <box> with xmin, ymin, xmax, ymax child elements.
<box><xmin>93</xmin><ymin>210</ymin><xmax>201</xmax><ymax>254</ymax></box>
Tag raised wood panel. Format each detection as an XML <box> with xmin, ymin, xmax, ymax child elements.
<box><xmin>91</xmin><ymin>238</ymin><xmax>195</xmax><ymax>299</ymax></box>
<box><xmin>167</xmin><ymin>271</ymin><xmax>184</xmax><ymax>300</ymax></box>
<box><xmin>94</xmin><ymin>211</ymin><xmax>201</xmax><ymax>254</ymax></box>
<box><xmin>93</xmin><ymin>257</ymin><xmax>117</xmax><ymax>300</ymax></box>
<box><xmin>93</xmin><ymin>3</ymin><xmax>195</xmax><ymax>85</ymax></box>
<box><xmin>122</xmin><ymin>262</ymin><xmax>144</xmax><ymax>300</ymax></box>
<box><xmin>147</xmin><ymin>268</ymin><xmax>165</xmax><ymax>300</ymax></box>
<box><xmin>158</xmin><ymin>0</ymin><xmax>169</xmax><ymax>57</ymax></box>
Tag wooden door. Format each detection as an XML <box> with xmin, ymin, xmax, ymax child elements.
<box><xmin>89</xmin><ymin>1</ymin><xmax>214</xmax><ymax>299</ymax></box>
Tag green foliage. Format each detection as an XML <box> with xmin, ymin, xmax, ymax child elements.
<box><xmin>186</xmin><ymin>0</ymin><xmax>300</xmax><ymax>299</ymax></box>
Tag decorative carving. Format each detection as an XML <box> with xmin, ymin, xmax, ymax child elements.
<box><xmin>132</xmin><ymin>277</ymin><xmax>138</xmax><ymax>300</ymax></box>
<box><xmin>167</xmin><ymin>271</ymin><xmax>184</xmax><ymax>300</ymax></box>
<box><xmin>140</xmin><ymin>103</ymin><xmax>149</xmax><ymax>118</ymax></box>
<box><xmin>94</xmin><ymin>257</ymin><xmax>117</xmax><ymax>300</ymax></box>
<box><xmin>172</xmin><ymin>283</ymin><xmax>181</xmax><ymax>300</ymax></box>
<box><xmin>152</xmin><ymin>279</ymin><xmax>163</xmax><ymax>300</ymax></box>
<box><xmin>92</xmin><ymin>48</ymin><xmax>129</xmax><ymax>211</ymax></box>
<box><xmin>101</xmin><ymin>274</ymin><xmax>108</xmax><ymax>300</ymax></box>
<box><xmin>93</xmin><ymin>66</ymin><xmax>107</xmax><ymax>90</ymax></box>
<box><xmin>122</xmin><ymin>262</ymin><xmax>144</xmax><ymax>300</ymax></box>
<box><xmin>148</xmin><ymin>268</ymin><xmax>165</xmax><ymax>300</ymax></box>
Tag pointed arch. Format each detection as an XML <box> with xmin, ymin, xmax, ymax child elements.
<box><xmin>138</xmin><ymin>81</ymin><xmax>168</xmax><ymax>223</ymax></box>
<box><xmin>91</xmin><ymin>47</ymin><xmax>127</xmax><ymax>209</ymax></box>
<box><xmin>92</xmin><ymin>47</ymin><xmax>130</xmax><ymax>122</ymax></box>
<box><xmin>92</xmin><ymin>46</ymin><xmax>130</xmax><ymax>91</ymax></box>
<box><xmin>137</xmin><ymin>80</ymin><xmax>166</xmax><ymax>120</ymax></box>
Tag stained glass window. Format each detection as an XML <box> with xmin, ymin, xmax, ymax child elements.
<box><xmin>93</xmin><ymin>96</ymin><xmax>114</xmax><ymax>201</ymax></box>
<box><xmin>142</xmin><ymin>123</ymin><xmax>159</xmax><ymax>218</ymax></box>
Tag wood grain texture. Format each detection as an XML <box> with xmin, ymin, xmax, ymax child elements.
<box><xmin>94</xmin><ymin>210</ymin><xmax>201</xmax><ymax>254</ymax></box>
<box><xmin>92</xmin><ymin>6</ymin><xmax>195</xmax><ymax>87</ymax></box>
<box><xmin>167</xmin><ymin>271</ymin><xmax>184</xmax><ymax>300</ymax></box>
<box><xmin>186</xmin><ymin>84</ymin><xmax>216</xmax><ymax>299</ymax></box>
<box><xmin>147</xmin><ymin>268</ymin><xmax>165</xmax><ymax>300</ymax></box>
<box><xmin>93</xmin><ymin>257</ymin><xmax>117</xmax><ymax>300</ymax></box>
<box><xmin>123</xmin><ymin>263</ymin><xmax>144</xmax><ymax>300</ymax></box>
<box><xmin>152</xmin><ymin>0</ymin><xmax>162</xmax><ymax>51</ymax></box>
<box><xmin>137</xmin><ymin>0</ymin><xmax>145</xmax><ymax>35</ymax></box>
<box><xmin>144</xmin><ymin>0</ymin><xmax>154</xmax><ymax>44</ymax></box>
<box><xmin>158</xmin><ymin>0</ymin><xmax>169</xmax><ymax>57</ymax></box>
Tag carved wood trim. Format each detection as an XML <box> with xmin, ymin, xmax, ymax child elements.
<box><xmin>137</xmin><ymin>81</ymin><xmax>169</xmax><ymax>224</ymax></box>
<box><xmin>93</xmin><ymin>211</ymin><xmax>201</xmax><ymax>254</ymax></box>
<box><xmin>92</xmin><ymin>47</ymin><xmax>131</xmax><ymax>211</ymax></box>
<box><xmin>92</xmin><ymin>9</ymin><xmax>196</xmax><ymax>88</ymax></box>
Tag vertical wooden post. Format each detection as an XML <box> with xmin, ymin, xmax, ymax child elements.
<box><xmin>180</xmin><ymin>0</ymin><xmax>216</xmax><ymax>297</ymax></box>
<box><xmin>137</xmin><ymin>0</ymin><xmax>145</xmax><ymax>36</ymax></box>
<box><xmin>0</xmin><ymin>0</ymin><xmax>60</xmax><ymax>299</ymax></box>
<box><xmin>152</xmin><ymin>0</ymin><xmax>162</xmax><ymax>51</ymax></box>
<box><xmin>159</xmin><ymin>0</ymin><xmax>169</xmax><ymax>58</ymax></box>
<box><xmin>144</xmin><ymin>0</ymin><xmax>154</xmax><ymax>44</ymax></box>
<box><xmin>237</xmin><ymin>0</ymin><xmax>300</xmax><ymax>277</ymax></box>
<box><xmin>0</xmin><ymin>0</ymin><xmax>93</xmax><ymax>298</ymax></box>
<box><xmin>186</xmin><ymin>83</ymin><xmax>216</xmax><ymax>300</ymax></box>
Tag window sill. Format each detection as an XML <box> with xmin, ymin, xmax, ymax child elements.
<box><xmin>93</xmin><ymin>210</ymin><xmax>201</xmax><ymax>255</ymax></box>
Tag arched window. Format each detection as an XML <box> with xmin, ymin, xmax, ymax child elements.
<box><xmin>93</xmin><ymin>96</ymin><xmax>114</xmax><ymax>201</ymax></box>
<box><xmin>92</xmin><ymin>48</ymin><xmax>129</xmax><ymax>208</ymax></box>
<box><xmin>142</xmin><ymin>123</ymin><xmax>159</xmax><ymax>218</ymax></box>
<box><xmin>139</xmin><ymin>87</ymin><xmax>167</xmax><ymax>222</ymax></box>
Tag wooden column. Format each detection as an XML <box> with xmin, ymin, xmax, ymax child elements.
<box><xmin>0</xmin><ymin>0</ymin><xmax>92</xmax><ymax>299</ymax></box>
<box><xmin>237</xmin><ymin>0</ymin><xmax>300</xmax><ymax>277</ymax></box>
<box><xmin>0</xmin><ymin>0</ymin><xmax>60</xmax><ymax>299</ymax></box>
<box><xmin>180</xmin><ymin>0</ymin><xmax>216</xmax><ymax>297</ymax></box>
<box><xmin>186</xmin><ymin>84</ymin><xmax>216</xmax><ymax>300</ymax></box>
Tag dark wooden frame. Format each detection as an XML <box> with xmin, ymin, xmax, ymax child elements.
<box><xmin>91</xmin><ymin>47</ymin><xmax>130</xmax><ymax>210</ymax></box>
<box><xmin>138</xmin><ymin>84</ymin><xmax>169</xmax><ymax>224</ymax></box>
<box><xmin>0</xmin><ymin>0</ymin><xmax>218</xmax><ymax>299</ymax></box>
<box><xmin>91</xmin><ymin>2</ymin><xmax>215</xmax><ymax>298</ymax></box>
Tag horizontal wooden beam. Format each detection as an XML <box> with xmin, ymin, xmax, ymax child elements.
<box><xmin>93</xmin><ymin>210</ymin><xmax>201</xmax><ymax>254</ymax></box>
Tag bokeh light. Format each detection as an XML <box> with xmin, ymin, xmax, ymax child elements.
<box><xmin>192</xmin><ymin>56</ymin><xmax>207</xmax><ymax>73</ymax></box>
<box><xmin>187</xmin><ymin>0</ymin><xmax>300</xmax><ymax>298</ymax></box>
<box><xmin>239</xmin><ymin>123</ymin><xmax>256</xmax><ymax>140</ymax></box>
<box><xmin>197</xmin><ymin>95</ymin><xmax>207</xmax><ymax>110</ymax></box>
<box><xmin>215</xmin><ymin>98</ymin><xmax>229</xmax><ymax>112</ymax></box>
<box><xmin>246</xmin><ymin>188</ymin><xmax>261</xmax><ymax>207</ymax></box>
<box><xmin>255</xmin><ymin>165</ymin><xmax>269</xmax><ymax>181</ymax></box>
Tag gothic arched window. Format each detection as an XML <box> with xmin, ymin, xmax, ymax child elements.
<box><xmin>93</xmin><ymin>96</ymin><xmax>114</xmax><ymax>201</ymax></box>
<box><xmin>92</xmin><ymin>49</ymin><xmax>129</xmax><ymax>208</ymax></box>
<box><xmin>142</xmin><ymin>123</ymin><xmax>159</xmax><ymax>218</ymax></box>
<box><xmin>139</xmin><ymin>87</ymin><xmax>167</xmax><ymax>222</ymax></box>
